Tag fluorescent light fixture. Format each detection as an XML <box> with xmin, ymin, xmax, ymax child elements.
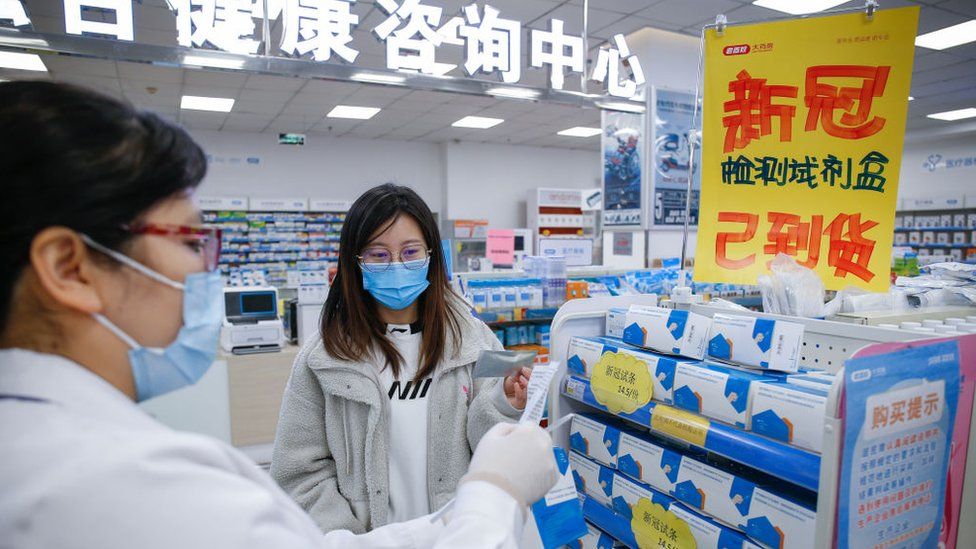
<box><xmin>327</xmin><ymin>105</ymin><xmax>381</xmax><ymax>120</ymax></box>
<box><xmin>909</xmin><ymin>96</ymin><xmax>915</xmax><ymax>101</ymax></box>
<box><xmin>752</xmin><ymin>0</ymin><xmax>848</xmax><ymax>14</ymax></box>
<box><xmin>486</xmin><ymin>87</ymin><xmax>540</xmax><ymax>100</ymax></box>
<box><xmin>452</xmin><ymin>116</ymin><xmax>504</xmax><ymax>129</ymax></box>
<box><xmin>351</xmin><ymin>72</ymin><xmax>406</xmax><ymax>85</ymax></box>
<box><xmin>183</xmin><ymin>55</ymin><xmax>245</xmax><ymax>69</ymax></box>
<box><xmin>927</xmin><ymin>107</ymin><xmax>976</xmax><ymax>121</ymax></box>
<box><xmin>557</xmin><ymin>126</ymin><xmax>602</xmax><ymax>138</ymax></box>
<box><xmin>180</xmin><ymin>95</ymin><xmax>235</xmax><ymax>112</ymax></box>
<box><xmin>915</xmin><ymin>20</ymin><xmax>976</xmax><ymax>50</ymax></box>
<box><xmin>596</xmin><ymin>101</ymin><xmax>646</xmax><ymax>114</ymax></box>
<box><xmin>0</xmin><ymin>51</ymin><xmax>46</xmax><ymax>72</ymax></box>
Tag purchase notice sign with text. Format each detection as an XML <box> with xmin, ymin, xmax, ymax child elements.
<box><xmin>694</xmin><ymin>7</ymin><xmax>918</xmax><ymax>292</ymax></box>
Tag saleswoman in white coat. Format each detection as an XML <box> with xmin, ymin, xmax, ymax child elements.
<box><xmin>0</xmin><ymin>81</ymin><xmax>558</xmax><ymax>549</ymax></box>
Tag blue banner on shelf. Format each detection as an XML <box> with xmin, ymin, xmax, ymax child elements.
<box><xmin>837</xmin><ymin>341</ymin><xmax>960</xmax><ymax>549</ymax></box>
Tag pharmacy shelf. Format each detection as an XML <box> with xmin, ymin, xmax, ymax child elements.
<box><xmin>895</xmin><ymin>226</ymin><xmax>975</xmax><ymax>232</ymax></box>
<box><xmin>898</xmin><ymin>243</ymin><xmax>975</xmax><ymax>249</ymax></box>
<box><xmin>562</xmin><ymin>374</ymin><xmax>821</xmax><ymax>492</ymax></box>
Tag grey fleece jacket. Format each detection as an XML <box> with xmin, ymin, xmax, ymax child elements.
<box><xmin>270</xmin><ymin>308</ymin><xmax>518</xmax><ymax>535</ymax></box>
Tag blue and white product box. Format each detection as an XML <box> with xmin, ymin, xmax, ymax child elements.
<box><xmin>672</xmin><ymin>362</ymin><xmax>766</xmax><ymax>429</ymax></box>
<box><xmin>622</xmin><ymin>306</ymin><xmax>711</xmax><ymax>360</ymax></box>
<box><xmin>707</xmin><ymin>313</ymin><xmax>804</xmax><ymax>372</ymax></box>
<box><xmin>566</xmin><ymin>336</ymin><xmax>678</xmax><ymax>404</ymax></box>
<box><xmin>738</xmin><ymin>486</ymin><xmax>817</xmax><ymax>549</ymax></box>
<box><xmin>615</xmin><ymin>430</ymin><xmax>683</xmax><ymax>495</ymax></box>
<box><xmin>569</xmin><ymin>414</ymin><xmax>622</xmax><ymax>468</ymax></box>
<box><xmin>784</xmin><ymin>373</ymin><xmax>833</xmax><ymax>391</ymax></box>
<box><xmin>531</xmin><ymin>447</ymin><xmax>589</xmax><ymax>549</ymax></box>
<box><xmin>569</xmin><ymin>523</ymin><xmax>623</xmax><ymax>549</ymax></box>
<box><xmin>750</xmin><ymin>382</ymin><xmax>828</xmax><ymax>453</ymax></box>
<box><xmin>611</xmin><ymin>473</ymin><xmax>761</xmax><ymax>549</ymax></box>
<box><xmin>569</xmin><ymin>452</ymin><xmax>614</xmax><ymax>507</ymax></box>
<box><xmin>605</xmin><ymin>308</ymin><xmax>628</xmax><ymax>338</ymax></box>
<box><xmin>673</xmin><ymin>455</ymin><xmax>753</xmax><ymax>531</ymax></box>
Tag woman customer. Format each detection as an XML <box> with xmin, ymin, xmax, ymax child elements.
<box><xmin>272</xmin><ymin>183</ymin><xmax>533</xmax><ymax>533</ymax></box>
<box><xmin>0</xmin><ymin>81</ymin><xmax>557</xmax><ymax>549</ymax></box>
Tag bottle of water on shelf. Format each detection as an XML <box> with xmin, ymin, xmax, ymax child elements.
<box><xmin>543</xmin><ymin>256</ymin><xmax>567</xmax><ymax>309</ymax></box>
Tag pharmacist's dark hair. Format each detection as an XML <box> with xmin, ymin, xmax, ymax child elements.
<box><xmin>321</xmin><ymin>183</ymin><xmax>462</xmax><ymax>381</ymax></box>
<box><xmin>0</xmin><ymin>80</ymin><xmax>207</xmax><ymax>334</ymax></box>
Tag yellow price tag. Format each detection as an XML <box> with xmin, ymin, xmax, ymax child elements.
<box><xmin>631</xmin><ymin>498</ymin><xmax>696</xmax><ymax>549</ymax></box>
<box><xmin>590</xmin><ymin>351</ymin><xmax>653</xmax><ymax>414</ymax></box>
<box><xmin>651</xmin><ymin>405</ymin><xmax>710</xmax><ymax>447</ymax></box>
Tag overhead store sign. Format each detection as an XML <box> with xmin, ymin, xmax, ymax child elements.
<box><xmin>9</xmin><ymin>0</ymin><xmax>645</xmax><ymax>99</ymax></box>
<box><xmin>694</xmin><ymin>7</ymin><xmax>918</xmax><ymax>292</ymax></box>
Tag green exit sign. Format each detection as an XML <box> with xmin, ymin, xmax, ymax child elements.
<box><xmin>278</xmin><ymin>133</ymin><xmax>306</xmax><ymax>146</ymax></box>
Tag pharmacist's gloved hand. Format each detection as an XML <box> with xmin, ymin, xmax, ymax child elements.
<box><xmin>462</xmin><ymin>422</ymin><xmax>559</xmax><ymax>508</ymax></box>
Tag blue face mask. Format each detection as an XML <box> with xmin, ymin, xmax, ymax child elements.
<box><xmin>362</xmin><ymin>260</ymin><xmax>431</xmax><ymax>311</ymax></box>
<box><xmin>82</xmin><ymin>235</ymin><xmax>224</xmax><ymax>402</ymax></box>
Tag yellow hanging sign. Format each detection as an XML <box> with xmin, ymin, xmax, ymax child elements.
<box><xmin>631</xmin><ymin>498</ymin><xmax>697</xmax><ymax>549</ymax></box>
<box><xmin>694</xmin><ymin>7</ymin><xmax>919</xmax><ymax>292</ymax></box>
<box><xmin>590</xmin><ymin>351</ymin><xmax>654</xmax><ymax>414</ymax></box>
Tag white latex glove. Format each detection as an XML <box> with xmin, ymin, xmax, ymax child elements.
<box><xmin>461</xmin><ymin>423</ymin><xmax>559</xmax><ymax>508</ymax></box>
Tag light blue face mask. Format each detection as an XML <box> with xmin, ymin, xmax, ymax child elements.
<box><xmin>82</xmin><ymin>235</ymin><xmax>224</xmax><ymax>402</ymax></box>
<box><xmin>361</xmin><ymin>259</ymin><xmax>431</xmax><ymax>311</ymax></box>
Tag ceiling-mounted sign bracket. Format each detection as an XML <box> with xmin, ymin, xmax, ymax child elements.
<box><xmin>0</xmin><ymin>26</ymin><xmax>645</xmax><ymax>113</ymax></box>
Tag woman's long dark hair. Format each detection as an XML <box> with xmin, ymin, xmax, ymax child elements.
<box><xmin>321</xmin><ymin>184</ymin><xmax>462</xmax><ymax>381</ymax></box>
<box><xmin>0</xmin><ymin>81</ymin><xmax>207</xmax><ymax>335</ymax></box>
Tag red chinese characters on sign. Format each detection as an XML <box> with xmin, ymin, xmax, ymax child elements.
<box><xmin>716</xmin><ymin>211</ymin><xmax>880</xmax><ymax>282</ymax></box>
<box><xmin>722</xmin><ymin>65</ymin><xmax>891</xmax><ymax>152</ymax></box>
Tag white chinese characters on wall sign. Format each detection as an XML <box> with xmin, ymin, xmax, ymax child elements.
<box><xmin>53</xmin><ymin>0</ymin><xmax>644</xmax><ymax>98</ymax></box>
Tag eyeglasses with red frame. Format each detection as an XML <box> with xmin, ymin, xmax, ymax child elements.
<box><xmin>121</xmin><ymin>223</ymin><xmax>223</xmax><ymax>271</ymax></box>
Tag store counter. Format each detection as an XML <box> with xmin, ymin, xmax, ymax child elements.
<box><xmin>140</xmin><ymin>344</ymin><xmax>300</xmax><ymax>463</ymax></box>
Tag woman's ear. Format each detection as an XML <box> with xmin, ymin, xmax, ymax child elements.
<box><xmin>28</xmin><ymin>227</ymin><xmax>106</xmax><ymax>315</ymax></box>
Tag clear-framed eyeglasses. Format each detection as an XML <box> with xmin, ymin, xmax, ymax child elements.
<box><xmin>357</xmin><ymin>244</ymin><xmax>432</xmax><ymax>273</ymax></box>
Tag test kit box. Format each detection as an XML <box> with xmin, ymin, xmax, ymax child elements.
<box><xmin>622</xmin><ymin>305</ymin><xmax>711</xmax><ymax>360</ymax></box>
<box><xmin>569</xmin><ymin>451</ymin><xmax>614</xmax><ymax>507</ymax></box>
<box><xmin>569</xmin><ymin>414</ymin><xmax>622</xmax><ymax>468</ymax></box>
<box><xmin>672</xmin><ymin>454</ymin><xmax>753</xmax><ymax>531</ymax></box>
<box><xmin>739</xmin><ymin>484</ymin><xmax>817</xmax><ymax>549</ymax></box>
<box><xmin>751</xmin><ymin>382</ymin><xmax>829</xmax><ymax>453</ymax></box>
<box><xmin>570</xmin><ymin>523</ymin><xmax>623</xmax><ymax>549</ymax></box>
<box><xmin>673</xmin><ymin>362</ymin><xmax>765</xmax><ymax>429</ymax></box>
<box><xmin>610</xmin><ymin>472</ymin><xmax>762</xmax><ymax>549</ymax></box>
<box><xmin>605</xmin><ymin>308</ymin><xmax>627</xmax><ymax>338</ymax></box>
<box><xmin>707</xmin><ymin>313</ymin><xmax>804</xmax><ymax>372</ymax></box>
<box><xmin>615</xmin><ymin>429</ymin><xmax>684</xmax><ymax>495</ymax></box>
<box><xmin>566</xmin><ymin>336</ymin><xmax>678</xmax><ymax>404</ymax></box>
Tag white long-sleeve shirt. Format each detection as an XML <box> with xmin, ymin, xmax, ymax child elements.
<box><xmin>0</xmin><ymin>349</ymin><xmax>524</xmax><ymax>549</ymax></box>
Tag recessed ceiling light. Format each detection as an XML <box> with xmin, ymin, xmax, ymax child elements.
<box><xmin>0</xmin><ymin>51</ymin><xmax>46</xmax><ymax>72</ymax></box>
<box><xmin>452</xmin><ymin>116</ymin><xmax>504</xmax><ymax>129</ymax></box>
<box><xmin>183</xmin><ymin>55</ymin><xmax>245</xmax><ymax>70</ymax></box>
<box><xmin>351</xmin><ymin>72</ymin><xmax>406</xmax><ymax>85</ymax></box>
<box><xmin>908</xmin><ymin>96</ymin><xmax>915</xmax><ymax>101</ymax></box>
<box><xmin>180</xmin><ymin>95</ymin><xmax>235</xmax><ymax>112</ymax></box>
<box><xmin>486</xmin><ymin>87</ymin><xmax>540</xmax><ymax>100</ymax></box>
<box><xmin>752</xmin><ymin>0</ymin><xmax>848</xmax><ymax>14</ymax></box>
<box><xmin>558</xmin><ymin>126</ymin><xmax>602</xmax><ymax>138</ymax></box>
<box><xmin>596</xmin><ymin>101</ymin><xmax>645</xmax><ymax>114</ymax></box>
<box><xmin>327</xmin><ymin>105</ymin><xmax>381</xmax><ymax>120</ymax></box>
<box><xmin>915</xmin><ymin>20</ymin><xmax>976</xmax><ymax>50</ymax></box>
<box><xmin>927</xmin><ymin>107</ymin><xmax>976</xmax><ymax>121</ymax></box>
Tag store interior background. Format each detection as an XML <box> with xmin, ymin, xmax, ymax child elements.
<box><xmin>3</xmin><ymin>0</ymin><xmax>976</xmax><ymax>262</ymax></box>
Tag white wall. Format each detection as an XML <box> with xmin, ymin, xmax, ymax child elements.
<box><xmin>192</xmin><ymin>130</ymin><xmax>446</xmax><ymax>214</ymax></box>
<box><xmin>627</xmin><ymin>27</ymin><xmax>702</xmax><ymax>262</ymax></box>
<box><xmin>898</xmin><ymin>133</ymin><xmax>976</xmax><ymax>204</ymax></box>
<box><xmin>443</xmin><ymin>141</ymin><xmax>600</xmax><ymax>228</ymax></box>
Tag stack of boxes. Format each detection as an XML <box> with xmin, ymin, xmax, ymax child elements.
<box><xmin>564</xmin><ymin>305</ymin><xmax>829</xmax><ymax>548</ymax></box>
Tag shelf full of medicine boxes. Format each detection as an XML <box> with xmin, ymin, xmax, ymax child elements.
<box><xmin>545</xmin><ymin>295</ymin><xmax>976</xmax><ymax>549</ymax></box>
<box><xmin>204</xmin><ymin>210</ymin><xmax>345</xmax><ymax>289</ymax></box>
<box><xmin>894</xmin><ymin>205</ymin><xmax>976</xmax><ymax>263</ymax></box>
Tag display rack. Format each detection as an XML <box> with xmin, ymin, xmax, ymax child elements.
<box><xmin>894</xmin><ymin>196</ymin><xmax>976</xmax><ymax>264</ymax></box>
<box><xmin>201</xmin><ymin>198</ymin><xmax>347</xmax><ymax>289</ymax></box>
<box><xmin>545</xmin><ymin>296</ymin><xmax>976</xmax><ymax>549</ymax></box>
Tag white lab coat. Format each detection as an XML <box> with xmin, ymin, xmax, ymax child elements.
<box><xmin>0</xmin><ymin>349</ymin><xmax>525</xmax><ymax>548</ymax></box>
